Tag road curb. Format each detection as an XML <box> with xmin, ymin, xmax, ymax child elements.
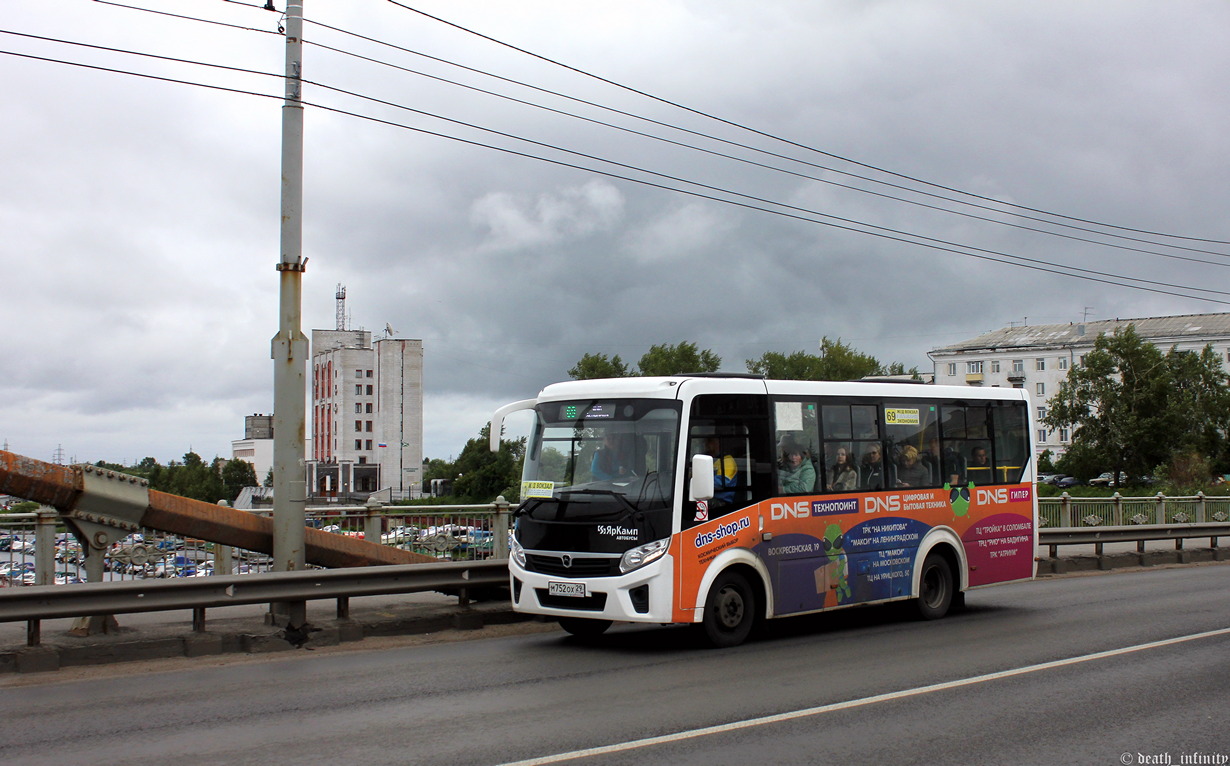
<box><xmin>0</xmin><ymin>600</ymin><xmax>534</xmax><ymax>674</ymax></box>
<box><xmin>1035</xmin><ymin>546</ymin><xmax>1228</xmax><ymax>575</ymax></box>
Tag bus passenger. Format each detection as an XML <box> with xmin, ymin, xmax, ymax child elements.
<box><xmin>861</xmin><ymin>445</ymin><xmax>885</xmax><ymax>490</ymax></box>
<box><xmin>777</xmin><ymin>437</ymin><xmax>816</xmax><ymax>494</ymax></box>
<box><xmin>829</xmin><ymin>447</ymin><xmax>858</xmax><ymax>492</ymax></box>
<box><xmin>705</xmin><ymin>437</ymin><xmax>739</xmax><ymax>505</ymax></box>
<box><xmin>896</xmin><ymin>445</ymin><xmax>929</xmax><ymax>487</ymax></box>
<box><xmin>967</xmin><ymin>446</ymin><xmax>993</xmax><ymax>485</ymax></box>
<box><xmin>922</xmin><ymin>437</ymin><xmax>963</xmax><ymax>485</ymax></box>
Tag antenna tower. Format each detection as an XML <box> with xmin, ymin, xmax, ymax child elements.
<box><xmin>335</xmin><ymin>284</ymin><xmax>347</xmax><ymax>330</ymax></box>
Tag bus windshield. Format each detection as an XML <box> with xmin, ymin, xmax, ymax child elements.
<box><xmin>521</xmin><ymin>399</ymin><xmax>681</xmax><ymax>517</ymax></box>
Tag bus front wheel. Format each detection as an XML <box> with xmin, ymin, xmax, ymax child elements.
<box><xmin>558</xmin><ymin>617</ymin><xmax>611</xmax><ymax>638</ymax></box>
<box><xmin>702</xmin><ymin>570</ymin><xmax>756</xmax><ymax>648</ymax></box>
<box><xmin>915</xmin><ymin>553</ymin><xmax>954</xmax><ymax>620</ymax></box>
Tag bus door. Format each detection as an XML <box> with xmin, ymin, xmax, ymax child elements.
<box><xmin>677</xmin><ymin>393</ymin><xmax>772</xmax><ymax>612</ymax></box>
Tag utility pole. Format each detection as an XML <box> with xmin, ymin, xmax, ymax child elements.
<box><xmin>271</xmin><ymin>0</ymin><xmax>308</xmax><ymax>629</ymax></box>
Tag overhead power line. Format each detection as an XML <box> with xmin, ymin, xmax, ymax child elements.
<box><xmin>298</xmin><ymin>31</ymin><xmax>1230</xmax><ymax>269</ymax></box>
<box><xmin>92</xmin><ymin>0</ymin><xmax>280</xmax><ymax>36</ymax></box>
<box><xmin>5</xmin><ymin>43</ymin><xmax>1226</xmax><ymax>308</ymax></box>
<box><xmin>84</xmin><ymin>1</ymin><xmax>1230</xmax><ymax>259</ymax></box>
<box><xmin>385</xmin><ymin>0</ymin><xmax>1230</xmax><ymax>247</ymax></box>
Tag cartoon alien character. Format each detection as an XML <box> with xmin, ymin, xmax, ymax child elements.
<box><xmin>822</xmin><ymin>524</ymin><xmax>851</xmax><ymax>602</ymax></box>
<box><xmin>945</xmin><ymin>481</ymin><xmax>976</xmax><ymax>518</ymax></box>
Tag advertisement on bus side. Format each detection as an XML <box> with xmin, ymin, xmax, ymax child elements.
<box><xmin>675</xmin><ymin>483</ymin><xmax>1033</xmax><ymax>619</ymax></box>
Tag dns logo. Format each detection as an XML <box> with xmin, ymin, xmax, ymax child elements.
<box><xmin>975</xmin><ymin>488</ymin><xmax>1008</xmax><ymax>505</ymax></box>
<box><xmin>864</xmin><ymin>495</ymin><xmax>901</xmax><ymax>514</ymax></box>
<box><xmin>770</xmin><ymin>501</ymin><xmax>810</xmax><ymax>520</ymax></box>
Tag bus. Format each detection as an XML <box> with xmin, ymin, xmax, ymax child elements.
<box><xmin>491</xmin><ymin>375</ymin><xmax>1036</xmax><ymax>647</ymax></box>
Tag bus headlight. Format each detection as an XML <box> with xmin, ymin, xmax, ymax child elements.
<box><xmin>509</xmin><ymin>535</ymin><xmax>527</xmax><ymax>568</ymax></box>
<box><xmin>619</xmin><ymin>538</ymin><xmax>670</xmax><ymax>574</ymax></box>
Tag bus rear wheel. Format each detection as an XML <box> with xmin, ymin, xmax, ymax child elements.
<box><xmin>558</xmin><ymin>617</ymin><xmax>612</xmax><ymax>638</ymax></box>
<box><xmin>915</xmin><ymin>553</ymin><xmax>954</xmax><ymax>620</ymax></box>
<box><xmin>702</xmin><ymin>570</ymin><xmax>756</xmax><ymax>648</ymax></box>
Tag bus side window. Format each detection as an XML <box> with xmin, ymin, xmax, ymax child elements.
<box><xmin>992</xmin><ymin>402</ymin><xmax>1029</xmax><ymax>483</ymax></box>
<box><xmin>689</xmin><ymin>394</ymin><xmax>773</xmax><ymax>520</ymax></box>
<box><xmin>772</xmin><ymin>398</ymin><xmax>820</xmax><ymax>495</ymax></box>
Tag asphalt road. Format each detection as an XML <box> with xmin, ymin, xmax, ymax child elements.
<box><xmin>1</xmin><ymin>564</ymin><xmax>1227</xmax><ymax>766</ymax></box>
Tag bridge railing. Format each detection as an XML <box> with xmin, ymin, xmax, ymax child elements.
<box><xmin>0</xmin><ymin>498</ymin><xmax>511</xmax><ymax>590</ymax></box>
<box><xmin>8</xmin><ymin>493</ymin><xmax>1230</xmax><ymax>589</ymax></box>
<box><xmin>1038</xmin><ymin>492</ymin><xmax>1230</xmax><ymax>528</ymax></box>
<box><xmin>2</xmin><ymin>498</ymin><xmax>1228</xmax><ymax>649</ymax></box>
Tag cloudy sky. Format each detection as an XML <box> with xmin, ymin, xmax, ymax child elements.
<box><xmin>3</xmin><ymin>0</ymin><xmax>1229</xmax><ymax>467</ymax></box>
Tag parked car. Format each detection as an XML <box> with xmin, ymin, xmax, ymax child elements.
<box><xmin>381</xmin><ymin>526</ymin><xmax>417</xmax><ymax>545</ymax></box>
<box><xmin>1088</xmin><ymin>471</ymin><xmax>1128</xmax><ymax>486</ymax></box>
<box><xmin>1055</xmin><ymin>476</ymin><xmax>1082</xmax><ymax>488</ymax></box>
<box><xmin>154</xmin><ymin>555</ymin><xmax>198</xmax><ymax>578</ymax></box>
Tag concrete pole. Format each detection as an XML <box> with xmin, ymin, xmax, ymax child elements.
<box><xmin>271</xmin><ymin>0</ymin><xmax>308</xmax><ymax>628</ymax></box>
<box><xmin>34</xmin><ymin>506</ymin><xmax>57</xmax><ymax>586</ymax></box>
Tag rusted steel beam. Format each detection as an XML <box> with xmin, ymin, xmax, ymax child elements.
<box><xmin>1</xmin><ymin>450</ymin><xmax>433</xmax><ymax>567</ymax></box>
<box><xmin>0</xmin><ymin>451</ymin><xmax>81</xmax><ymax>509</ymax></box>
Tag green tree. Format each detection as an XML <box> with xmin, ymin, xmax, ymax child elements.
<box><xmin>451</xmin><ymin>424</ymin><xmax>526</xmax><ymax>502</ymax></box>
<box><xmin>1164</xmin><ymin>344</ymin><xmax>1230</xmax><ymax>467</ymax></box>
<box><xmin>1053</xmin><ymin>440</ymin><xmax>1103</xmax><ymax>482</ymax></box>
<box><xmin>636</xmin><ymin>341</ymin><xmax>721</xmax><ymax>375</ymax></box>
<box><xmin>220</xmin><ymin>458</ymin><xmax>258</xmax><ymax>503</ymax></box>
<box><xmin>1037</xmin><ymin>449</ymin><xmax>1056</xmax><ymax>474</ymax></box>
<box><xmin>746</xmin><ymin>337</ymin><xmax>895</xmax><ymax>380</ymax></box>
<box><xmin>745</xmin><ymin>350</ymin><xmax>830</xmax><ymax>379</ymax></box>
<box><xmin>1043</xmin><ymin>326</ymin><xmax>1230</xmax><ymax>485</ymax></box>
<box><xmin>422</xmin><ymin>457</ymin><xmax>457</xmax><ymax>483</ymax></box>
<box><xmin>1159</xmin><ymin>450</ymin><xmax>1213</xmax><ymax>494</ymax></box>
<box><xmin>568</xmin><ymin>352</ymin><xmax>631</xmax><ymax>380</ymax></box>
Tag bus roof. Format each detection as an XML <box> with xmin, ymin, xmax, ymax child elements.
<box><xmin>532</xmin><ymin>375</ymin><xmax>1029</xmax><ymax>403</ymax></box>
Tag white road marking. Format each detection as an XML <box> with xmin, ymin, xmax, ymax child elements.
<box><xmin>498</xmin><ymin>626</ymin><xmax>1230</xmax><ymax>766</ymax></box>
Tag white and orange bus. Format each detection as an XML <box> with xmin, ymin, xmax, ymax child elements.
<box><xmin>492</xmin><ymin>375</ymin><xmax>1036</xmax><ymax>646</ymax></box>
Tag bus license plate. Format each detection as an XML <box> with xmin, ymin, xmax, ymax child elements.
<box><xmin>548</xmin><ymin>581</ymin><xmax>587</xmax><ymax>598</ymax></box>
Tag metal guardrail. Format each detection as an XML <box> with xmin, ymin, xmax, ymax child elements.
<box><xmin>1037</xmin><ymin>523</ymin><xmax>1229</xmax><ymax>559</ymax></box>
<box><xmin>0</xmin><ymin>559</ymin><xmax>509</xmax><ymax>623</ymax></box>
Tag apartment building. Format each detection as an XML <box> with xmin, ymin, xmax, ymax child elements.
<box><xmin>309</xmin><ymin>328</ymin><xmax>424</xmax><ymax>498</ymax></box>
<box><xmin>929</xmin><ymin>313</ymin><xmax>1230</xmax><ymax>457</ymax></box>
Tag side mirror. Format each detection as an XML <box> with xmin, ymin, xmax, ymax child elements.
<box><xmin>690</xmin><ymin>454</ymin><xmax>715</xmax><ymax>501</ymax></box>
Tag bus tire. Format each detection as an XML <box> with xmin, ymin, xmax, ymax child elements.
<box><xmin>915</xmin><ymin>553</ymin><xmax>954</xmax><ymax>620</ymax></box>
<box><xmin>558</xmin><ymin>617</ymin><xmax>611</xmax><ymax>638</ymax></box>
<box><xmin>702</xmin><ymin>570</ymin><xmax>756</xmax><ymax>648</ymax></box>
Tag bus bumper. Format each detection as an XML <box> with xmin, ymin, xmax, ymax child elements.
<box><xmin>509</xmin><ymin>554</ymin><xmax>676</xmax><ymax>624</ymax></box>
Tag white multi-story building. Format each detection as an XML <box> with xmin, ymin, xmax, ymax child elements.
<box><xmin>928</xmin><ymin>313</ymin><xmax>1230</xmax><ymax>458</ymax></box>
<box><xmin>309</xmin><ymin>328</ymin><xmax>424</xmax><ymax>498</ymax></box>
<box><xmin>231</xmin><ymin>413</ymin><xmax>275</xmax><ymax>483</ymax></box>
